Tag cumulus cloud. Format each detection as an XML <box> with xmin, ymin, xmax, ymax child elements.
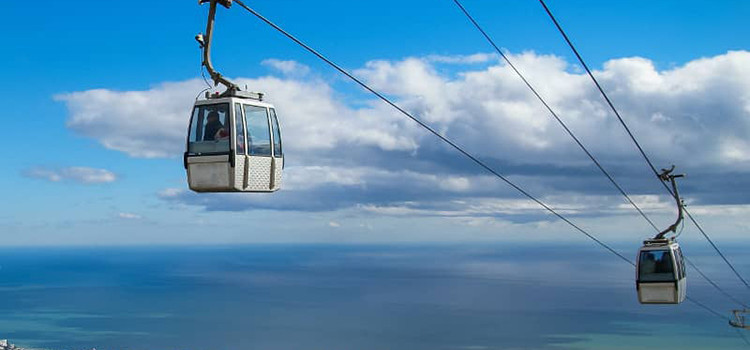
<box><xmin>424</xmin><ymin>53</ymin><xmax>498</xmax><ymax>64</ymax></box>
<box><xmin>24</xmin><ymin>167</ymin><xmax>117</xmax><ymax>184</ymax></box>
<box><xmin>158</xmin><ymin>165</ymin><xmax>507</xmax><ymax>212</ymax></box>
<box><xmin>56</xmin><ymin>75</ymin><xmax>418</xmax><ymax>158</ymax></box>
<box><xmin>354</xmin><ymin>50</ymin><xmax>750</xmax><ymax>170</ymax></box>
<box><xmin>58</xmin><ymin>51</ymin><xmax>750</xmax><ymax>216</ymax></box>
<box><xmin>262</xmin><ymin>59</ymin><xmax>311</xmax><ymax>76</ymax></box>
<box><xmin>55</xmin><ymin>81</ymin><xmax>200</xmax><ymax>158</ymax></box>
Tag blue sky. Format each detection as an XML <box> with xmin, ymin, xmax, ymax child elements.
<box><xmin>2</xmin><ymin>0</ymin><xmax>750</xmax><ymax>246</ymax></box>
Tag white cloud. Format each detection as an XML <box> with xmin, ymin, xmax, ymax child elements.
<box><xmin>57</xmin><ymin>51</ymin><xmax>750</xmax><ymax>167</ymax></box>
<box><xmin>118</xmin><ymin>212</ymin><xmax>142</xmax><ymax>220</ymax></box>
<box><xmin>353</xmin><ymin>50</ymin><xmax>750</xmax><ymax>169</ymax></box>
<box><xmin>232</xmin><ymin>77</ymin><xmax>419</xmax><ymax>154</ymax></box>
<box><xmin>424</xmin><ymin>53</ymin><xmax>498</xmax><ymax>64</ymax></box>
<box><xmin>55</xmin><ymin>80</ymin><xmax>200</xmax><ymax>158</ymax></box>
<box><xmin>283</xmin><ymin>165</ymin><xmax>489</xmax><ymax>193</ymax></box>
<box><xmin>157</xmin><ymin>165</ymin><xmax>509</xmax><ymax>213</ymax></box>
<box><xmin>57</xmin><ymin>51</ymin><xmax>750</xmax><ymax>217</ymax></box>
<box><xmin>24</xmin><ymin>167</ymin><xmax>117</xmax><ymax>184</ymax></box>
<box><xmin>56</xmin><ymin>76</ymin><xmax>418</xmax><ymax>159</ymax></box>
<box><xmin>328</xmin><ymin>221</ymin><xmax>341</xmax><ymax>228</ymax></box>
<box><xmin>262</xmin><ymin>58</ymin><xmax>311</xmax><ymax>76</ymax></box>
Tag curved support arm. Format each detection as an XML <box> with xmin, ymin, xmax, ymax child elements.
<box><xmin>655</xmin><ymin>165</ymin><xmax>685</xmax><ymax>239</ymax></box>
<box><xmin>198</xmin><ymin>0</ymin><xmax>239</xmax><ymax>95</ymax></box>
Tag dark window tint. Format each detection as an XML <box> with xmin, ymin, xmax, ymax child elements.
<box><xmin>638</xmin><ymin>250</ymin><xmax>676</xmax><ymax>282</ymax></box>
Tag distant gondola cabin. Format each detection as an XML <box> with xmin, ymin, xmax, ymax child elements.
<box><xmin>636</xmin><ymin>239</ymin><xmax>686</xmax><ymax>304</ymax></box>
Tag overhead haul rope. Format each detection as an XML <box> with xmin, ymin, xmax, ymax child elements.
<box><xmin>537</xmin><ymin>0</ymin><xmax>750</xmax><ymax>292</ymax></box>
<box><xmin>451</xmin><ymin>0</ymin><xmax>749</xmax><ymax>313</ymax></box>
<box><xmin>451</xmin><ymin>0</ymin><xmax>659</xmax><ymax>233</ymax></box>
<box><xmin>231</xmin><ymin>0</ymin><xmax>632</xmax><ymax>265</ymax></box>
<box><xmin>687</xmin><ymin>257</ymin><xmax>750</xmax><ymax>309</ymax></box>
<box><xmin>229</xmin><ymin>0</ymin><xmax>733</xmax><ymax>325</ymax></box>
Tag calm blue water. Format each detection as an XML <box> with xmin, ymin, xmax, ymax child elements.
<box><xmin>0</xmin><ymin>243</ymin><xmax>747</xmax><ymax>350</ymax></box>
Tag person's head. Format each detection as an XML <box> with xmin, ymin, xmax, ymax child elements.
<box><xmin>207</xmin><ymin>111</ymin><xmax>220</xmax><ymax>123</ymax></box>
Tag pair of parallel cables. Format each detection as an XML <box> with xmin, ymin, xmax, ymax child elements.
<box><xmin>227</xmin><ymin>0</ymin><xmax>748</xmax><ymax>339</ymax></box>
<box><xmin>452</xmin><ymin>0</ymin><xmax>750</xmax><ymax>320</ymax></box>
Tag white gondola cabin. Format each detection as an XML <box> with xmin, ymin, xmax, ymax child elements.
<box><xmin>184</xmin><ymin>91</ymin><xmax>283</xmax><ymax>192</ymax></box>
<box><xmin>636</xmin><ymin>238</ymin><xmax>686</xmax><ymax>304</ymax></box>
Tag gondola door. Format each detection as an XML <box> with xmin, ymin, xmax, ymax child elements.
<box><xmin>231</xmin><ymin>102</ymin><xmax>246</xmax><ymax>191</ymax></box>
<box><xmin>241</xmin><ymin>103</ymin><xmax>274</xmax><ymax>191</ymax></box>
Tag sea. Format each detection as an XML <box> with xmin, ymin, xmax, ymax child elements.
<box><xmin>0</xmin><ymin>243</ymin><xmax>748</xmax><ymax>350</ymax></box>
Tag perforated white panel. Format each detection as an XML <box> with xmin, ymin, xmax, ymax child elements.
<box><xmin>272</xmin><ymin>157</ymin><xmax>283</xmax><ymax>191</ymax></box>
<box><xmin>245</xmin><ymin>156</ymin><xmax>273</xmax><ymax>191</ymax></box>
<box><xmin>233</xmin><ymin>154</ymin><xmax>245</xmax><ymax>191</ymax></box>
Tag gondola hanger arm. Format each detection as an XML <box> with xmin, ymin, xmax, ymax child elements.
<box><xmin>196</xmin><ymin>0</ymin><xmax>240</xmax><ymax>96</ymax></box>
<box><xmin>655</xmin><ymin>165</ymin><xmax>686</xmax><ymax>240</ymax></box>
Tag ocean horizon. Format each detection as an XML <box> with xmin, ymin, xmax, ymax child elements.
<box><xmin>1</xmin><ymin>242</ymin><xmax>747</xmax><ymax>350</ymax></box>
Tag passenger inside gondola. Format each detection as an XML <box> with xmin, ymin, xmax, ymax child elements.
<box><xmin>203</xmin><ymin>111</ymin><xmax>228</xmax><ymax>141</ymax></box>
<box><xmin>188</xmin><ymin>103</ymin><xmax>231</xmax><ymax>155</ymax></box>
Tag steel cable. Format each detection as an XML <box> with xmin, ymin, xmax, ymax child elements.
<box><xmin>537</xmin><ymin>0</ymin><xmax>750</xmax><ymax>291</ymax></box>
<box><xmin>228</xmin><ymin>0</ymin><xmax>737</xmax><ymax>331</ymax></box>
<box><xmin>451</xmin><ymin>0</ymin><xmax>659</xmax><ymax>234</ymax></box>
<box><xmin>452</xmin><ymin>0</ymin><xmax>749</xmax><ymax>314</ymax></box>
<box><xmin>232</xmin><ymin>0</ymin><xmax>633</xmax><ymax>266</ymax></box>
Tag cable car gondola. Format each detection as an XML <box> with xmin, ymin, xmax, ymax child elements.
<box><xmin>636</xmin><ymin>166</ymin><xmax>686</xmax><ymax>304</ymax></box>
<box><xmin>636</xmin><ymin>238</ymin><xmax>686</xmax><ymax>304</ymax></box>
<box><xmin>184</xmin><ymin>0</ymin><xmax>283</xmax><ymax>193</ymax></box>
<box><xmin>730</xmin><ymin>309</ymin><xmax>750</xmax><ymax>329</ymax></box>
<box><xmin>186</xmin><ymin>92</ymin><xmax>283</xmax><ymax>192</ymax></box>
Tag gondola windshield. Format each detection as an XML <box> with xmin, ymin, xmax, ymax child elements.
<box><xmin>638</xmin><ymin>250</ymin><xmax>675</xmax><ymax>282</ymax></box>
<box><xmin>188</xmin><ymin>103</ymin><xmax>230</xmax><ymax>155</ymax></box>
